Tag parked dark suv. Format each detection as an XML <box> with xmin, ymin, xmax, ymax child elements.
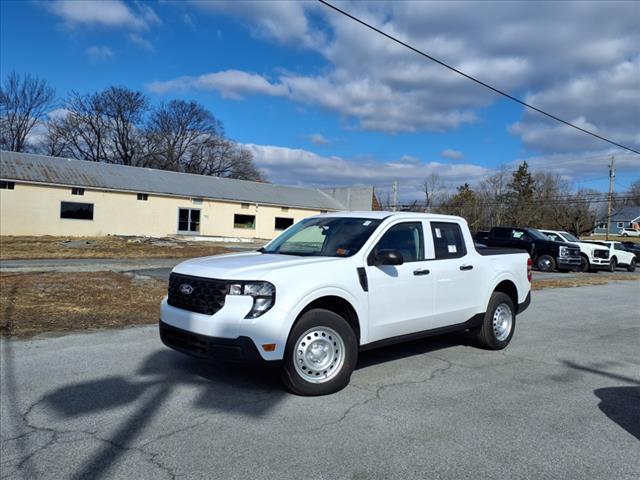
<box><xmin>479</xmin><ymin>227</ymin><xmax>581</xmax><ymax>272</ymax></box>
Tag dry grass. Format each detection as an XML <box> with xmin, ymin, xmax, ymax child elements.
<box><xmin>0</xmin><ymin>236</ymin><xmax>231</xmax><ymax>260</ymax></box>
<box><xmin>583</xmin><ymin>235</ymin><xmax>640</xmax><ymax>244</ymax></box>
<box><xmin>0</xmin><ymin>271</ymin><xmax>167</xmax><ymax>337</ymax></box>
<box><xmin>532</xmin><ymin>274</ymin><xmax>639</xmax><ymax>291</ymax></box>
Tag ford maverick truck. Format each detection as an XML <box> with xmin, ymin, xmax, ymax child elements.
<box><xmin>160</xmin><ymin>212</ymin><xmax>532</xmax><ymax>395</ymax></box>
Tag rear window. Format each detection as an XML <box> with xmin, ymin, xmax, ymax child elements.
<box><xmin>431</xmin><ymin>222</ymin><xmax>466</xmax><ymax>259</ymax></box>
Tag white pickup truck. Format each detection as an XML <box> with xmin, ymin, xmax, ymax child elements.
<box><xmin>539</xmin><ymin>229</ymin><xmax>610</xmax><ymax>272</ymax></box>
<box><xmin>160</xmin><ymin>212</ymin><xmax>532</xmax><ymax>395</ymax></box>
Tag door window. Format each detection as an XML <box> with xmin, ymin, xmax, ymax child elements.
<box><xmin>374</xmin><ymin>222</ymin><xmax>424</xmax><ymax>262</ymax></box>
<box><xmin>431</xmin><ymin>222</ymin><xmax>467</xmax><ymax>259</ymax></box>
<box><xmin>178</xmin><ymin>208</ymin><xmax>200</xmax><ymax>233</ymax></box>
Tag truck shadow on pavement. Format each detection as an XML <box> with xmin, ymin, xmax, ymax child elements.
<box><xmin>562</xmin><ymin>361</ymin><xmax>640</xmax><ymax>441</ymax></box>
<box><xmin>39</xmin><ymin>350</ymin><xmax>286</xmax><ymax>480</ymax></box>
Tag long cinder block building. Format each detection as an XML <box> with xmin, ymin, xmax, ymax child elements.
<box><xmin>0</xmin><ymin>151</ymin><xmax>378</xmax><ymax>240</ymax></box>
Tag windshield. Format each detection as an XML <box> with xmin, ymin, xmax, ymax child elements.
<box><xmin>527</xmin><ymin>228</ymin><xmax>552</xmax><ymax>241</ymax></box>
<box><xmin>262</xmin><ymin>217</ymin><xmax>382</xmax><ymax>257</ymax></box>
<box><xmin>560</xmin><ymin>231</ymin><xmax>580</xmax><ymax>242</ymax></box>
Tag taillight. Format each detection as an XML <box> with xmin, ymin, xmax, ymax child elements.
<box><xmin>527</xmin><ymin>258</ymin><xmax>533</xmax><ymax>282</ymax></box>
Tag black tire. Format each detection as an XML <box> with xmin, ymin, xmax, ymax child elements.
<box><xmin>281</xmin><ymin>308</ymin><xmax>357</xmax><ymax>396</ymax></box>
<box><xmin>536</xmin><ymin>255</ymin><xmax>556</xmax><ymax>272</ymax></box>
<box><xmin>627</xmin><ymin>258</ymin><xmax>637</xmax><ymax>272</ymax></box>
<box><xmin>578</xmin><ymin>255</ymin><xmax>590</xmax><ymax>273</ymax></box>
<box><xmin>474</xmin><ymin>292</ymin><xmax>516</xmax><ymax>350</ymax></box>
<box><xmin>609</xmin><ymin>257</ymin><xmax>617</xmax><ymax>272</ymax></box>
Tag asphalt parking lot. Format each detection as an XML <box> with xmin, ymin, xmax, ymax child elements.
<box><xmin>1</xmin><ymin>281</ymin><xmax>639</xmax><ymax>480</ymax></box>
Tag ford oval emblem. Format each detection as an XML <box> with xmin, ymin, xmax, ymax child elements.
<box><xmin>180</xmin><ymin>283</ymin><xmax>194</xmax><ymax>295</ymax></box>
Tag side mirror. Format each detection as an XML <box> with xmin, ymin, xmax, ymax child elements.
<box><xmin>373</xmin><ymin>249</ymin><xmax>404</xmax><ymax>266</ymax></box>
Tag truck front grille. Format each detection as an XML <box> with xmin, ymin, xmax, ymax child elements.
<box><xmin>167</xmin><ymin>273</ymin><xmax>228</xmax><ymax>315</ymax></box>
<box><xmin>568</xmin><ymin>247</ymin><xmax>580</xmax><ymax>257</ymax></box>
<box><xmin>594</xmin><ymin>249</ymin><xmax>609</xmax><ymax>259</ymax></box>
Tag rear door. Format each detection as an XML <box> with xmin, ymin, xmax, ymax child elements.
<box><xmin>426</xmin><ymin>221</ymin><xmax>483</xmax><ymax>328</ymax></box>
<box><xmin>366</xmin><ymin>221</ymin><xmax>435</xmax><ymax>342</ymax></box>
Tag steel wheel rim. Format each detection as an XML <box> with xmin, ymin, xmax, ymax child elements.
<box><xmin>539</xmin><ymin>258</ymin><xmax>552</xmax><ymax>271</ymax></box>
<box><xmin>293</xmin><ymin>327</ymin><xmax>345</xmax><ymax>384</ymax></box>
<box><xmin>492</xmin><ymin>303</ymin><xmax>513</xmax><ymax>341</ymax></box>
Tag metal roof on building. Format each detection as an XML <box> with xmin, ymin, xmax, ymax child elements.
<box><xmin>610</xmin><ymin>205</ymin><xmax>640</xmax><ymax>222</ymax></box>
<box><xmin>0</xmin><ymin>151</ymin><xmax>345</xmax><ymax>210</ymax></box>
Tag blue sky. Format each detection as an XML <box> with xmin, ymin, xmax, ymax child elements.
<box><xmin>1</xmin><ymin>1</ymin><xmax>638</xmax><ymax>200</ymax></box>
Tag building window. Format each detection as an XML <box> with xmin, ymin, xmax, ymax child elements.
<box><xmin>617</xmin><ymin>222</ymin><xmax>625</xmax><ymax>228</ymax></box>
<box><xmin>60</xmin><ymin>201</ymin><xmax>94</xmax><ymax>220</ymax></box>
<box><xmin>178</xmin><ymin>208</ymin><xmax>200</xmax><ymax>233</ymax></box>
<box><xmin>137</xmin><ymin>193</ymin><xmax>148</xmax><ymax>201</ymax></box>
<box><xmin>275</xmin><ymin>217</ymin><xmax>294</xmax><ymax>231</ymax></box>
<box><xmin>0</xmin><ymin>181</ymin><xmax>15</xmax><ymax>190</ymax></box>
<box><xmin>241</xmin><ymin>203</ymin><xmax>250</xmax><ymax>209</ymax></box>
<box><xmin>71</xmin><ymin>187</ymin><xmax>84</xmax><ymax>196</ymax></box>
<box><xmin>234</xmin><ymin>214</ymin><xmax>255</xmax><ymax>229</ymax></box>
<box><xmin>320</xmin><ymin>210</ymin><xmax>328</xmax><ymax>214</ymax></box>
<box><xmin>281</xmin><ymin>207</ymin><xmax>289</xmax><ymax>212</ymax></box>
<box><xmin>596</xmin><ymin>223</ymin><xmax>607</xmax><ymax>229</ymax></box>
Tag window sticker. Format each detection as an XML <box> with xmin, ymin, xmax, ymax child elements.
<box><xmin>336</xmin><ymin>248</ymin><xmax>349</xmax><ymax>256</ymax></box>
<box><xmin>363</xmin><ymin>220</ymin><xmax>372</xmax><ymax>226</ymax></box>
<box><xmin>512</xmin><ymin>231</ymin><xmax>524</xmax><ymax>239</ymax></box>
<box><xmin>435</xmin><ymin>228</ymin><xmax>442</xmax><ymax>238</ymax></box>
<box><xmin>448</xmin><ymin>245</ymin><xmax>457</xmax><ymax>253</ymax></box>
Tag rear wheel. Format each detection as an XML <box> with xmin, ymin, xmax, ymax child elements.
<box><xmin>474</xmin><ymin>292</ymin><xmax>516</xmax><ymax>350</ymax></box>
<box><xmin>609</xmin><ymin>257</ymin><xmax>617</xmax><ymax>272</ymax></box>
<box><xmin>627</xmin><ymin>258</ymin><xmax>637</xmax><ymax>272</ymax></box>
<box><xmin>536</xmin><ymin>255</ymin><xmax>555</xmax><ymax>272</ymax></box>
<box><xmin>281</xmin><ymin>308</ymin><xmax>357</xmax><ymax>396</ymax></box>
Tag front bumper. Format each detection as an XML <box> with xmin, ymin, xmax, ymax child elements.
<box><xmin>589</xmin><ymin>257</ymin><xmax>611</xmax><ymax>270</ymax></box>
<box><xmin>160</xmin><ymin>320</ymin><xmax>274</xmax><ymax>363</ymax></box>
<box><xmin>556</xmin><ymin>257</ymin><xmax>581</xmax><ymax>269</ymax></box>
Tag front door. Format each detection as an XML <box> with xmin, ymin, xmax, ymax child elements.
<box><xmin>366</xmin><ymin>221</ymin><xmax>435</xmax><ymax>342</ymax></box>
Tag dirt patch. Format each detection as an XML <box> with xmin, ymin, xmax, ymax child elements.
<box><xmin>0</xmin><ymin>235</ymin><xmax>232</xmax><ymax>260</ymax></box>
<box><xmin>533</xmin><ymin>274</ymin><xmax>639</xmax><ymax>290</ymax></box>
<box><xmin>1</xmin><ymin>272</ymin><xmax>167</xmax><ymax>337</ymax></box>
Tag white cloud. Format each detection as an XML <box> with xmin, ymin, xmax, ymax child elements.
<box><xmin>242</xmin><ymin>143</ymin><xmax>490</xmax><ymax>201</ymax></box>
<box><xmin>47</xmin><ymin>0</ymin><xmax>160</xmax><ymax>30</ymax></box>
<box><xmin>441</xmin><ymin>149</ymin><xmax>464</xmax><ymax>160</ymax></box>
<box><xmin>147</xmin><ymin>70</ymin><xmax>288</xmax><ymax>98</ymax></box>
<box><xmin>309</xmin><ymin>133</ymin><xmax>329</xmax><ymax>145</ymax></box>
<box><xmin>155</xmin><ymin>1</ymin><xmax>638</xmax><ymax>147</ymax></box>
<box><xmin>128</xmin><ymin>33</ymin><xmax>154</xmax><ymax>51</ymax></box>
<box><xmin>85</xmin><ymin>46</ymin><xmax>115</xmax><ymax>62</ymax></box>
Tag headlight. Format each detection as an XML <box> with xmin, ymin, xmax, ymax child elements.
<box><xmin>227</xmin><ymin>281</ymin><xmax>275</xmax><ymax>318</ymax></box>
<box><xmin>559</xmin><ymin>246</ymin><xmax>569</xmax><ymax>257</ymax></box>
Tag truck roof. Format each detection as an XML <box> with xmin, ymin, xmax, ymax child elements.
<box><xmin>315</xmin><ymin>211</ymin><xmax>467</xmax><ymax>222</ymax></box>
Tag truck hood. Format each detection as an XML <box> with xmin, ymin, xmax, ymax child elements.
<box><xmin>172</xmin><ymin>252</ymin><xmax>341</xmax><ymax>280</ymax></box>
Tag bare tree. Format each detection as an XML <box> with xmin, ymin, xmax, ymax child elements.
<box><xmin>0</xmin><ymin>72</ymin><xmax>55</xmax><ymax>152</ymax></box>
<box><xmin>102</xmin><ymin>87</ymin><xmax>148</xmax><ymax>165</ymax></box>
<box><xmin>423</xmin><ymin>173</ymin><xmax>444</xmax><ymax>212</ymax></box>
<box><xmin>145</xmin><ymin>100</ymin><xmax>223</xmax><ymax>170</ymax></box>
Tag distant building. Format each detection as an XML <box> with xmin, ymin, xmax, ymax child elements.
<box><xmin>0</xmin><ymin>151</ymin><xmax>378</xmax><ymax>239</ymax></box>
<box><xmin>593</xmin><ymin>206</ymin><xmax>640</xmax><ymax>235</ymax></box>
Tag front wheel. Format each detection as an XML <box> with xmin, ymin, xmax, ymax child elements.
<box><xmin>281</xmin><ymin>308</ymin><xmax>357</xmax><ymax>396</ymax></box>
<box><xmin>628</xmin><ymin>258</ymin><xmax>637</xmax><ymax>272</ymax></box>
<box><xmin>579</xmin><ymin>255</ymin><xmax>590</xmax><ymax>273</ymax></box>
<box><xmin>536</xmin><ymin>255</ymin><xmax>556</xmax><ymax>272</ymax></box>
<box><xmin>474</xmin><ymin>292</ymin><xmax>516</xmax><ymax>350</ymax></box>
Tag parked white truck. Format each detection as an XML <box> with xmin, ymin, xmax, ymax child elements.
<box><xmin>160</xmin><ymin>212</ymin><xmax>532</xmax><ymax>395</ymax></box>
<box><xmin>539</xmin><ymin>229</ymin><xmax>610</xmax><ymax>272</ymax></box>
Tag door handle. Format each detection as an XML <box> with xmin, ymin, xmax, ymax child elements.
<box><xmin>413</xmin><ymin>268</ymin><xmax>430</xmax><ymax>276</ymax></box>
<box><xmin>459</xmin><ymin>265</ymin><xmax>474</xmax><ymax>271</ymax></box>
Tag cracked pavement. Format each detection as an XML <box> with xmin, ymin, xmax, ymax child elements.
<box><xmin>1</xmin><ymin>281</ymin><xmax>639</xmax><ymax>480</ymax></box>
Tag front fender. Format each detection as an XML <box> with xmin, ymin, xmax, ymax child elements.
<box><xmin>285</xmin><ymin>286</ymin><xmax>368</xmax><ymax>345</ymax></box>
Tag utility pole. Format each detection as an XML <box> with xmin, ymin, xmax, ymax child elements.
<box><xmin>606</xmin><ymin>155</ymin><xmax>615</xmax><ymax>241</ymax></box>
<box><xmin>392</xmin><ymin>181</ymin><xmax>398</xmax><ymax>212</ymax></box>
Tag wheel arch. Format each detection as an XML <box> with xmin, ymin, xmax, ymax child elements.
<box><xmin>491</xmin><ymin>279</ymin><xmax>519</xmax><ymax>312</ymax></box>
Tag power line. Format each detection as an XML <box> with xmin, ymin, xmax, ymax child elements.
<box><xmin>317</xmin><ymin>0</ymin><xmax>640</xmax><ymax>156</ymax></box>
